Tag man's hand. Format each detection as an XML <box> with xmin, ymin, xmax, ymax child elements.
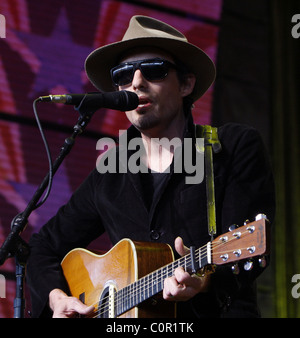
<box><xmin>163</xmin><ymin>237</ymin><xmax>211</xmax><ymax>301</ymax></box>
<box><xmin>49</xmin><ymin>289</ymin><xmax>94</xmax><ymax>318</ymax></box>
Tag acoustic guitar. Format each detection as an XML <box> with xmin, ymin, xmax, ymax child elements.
<box><xmin>61</xmin><ymin>216</ymin><xmax>269</xmax><ymax>318</ymax></box>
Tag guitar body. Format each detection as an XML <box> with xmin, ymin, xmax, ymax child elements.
<box><xmin>61</xmin><ymin>238</ymin><xmax>176</xmax><ymax>318</ymax></box>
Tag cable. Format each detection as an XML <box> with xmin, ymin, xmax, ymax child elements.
<box><xmin>31</xmin><ymin>98</ymin><xmax>53</xmax><ymax>209</ymax></box>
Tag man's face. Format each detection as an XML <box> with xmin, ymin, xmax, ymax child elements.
<box><xmin>116</xmin><ymin>49</ymin><xmax>194</xmax><ymax>135</ymax></box>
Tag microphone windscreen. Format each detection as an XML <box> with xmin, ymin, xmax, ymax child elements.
<box><xmin>103</xmin><ymin>91</ymin><xmax>139</xmax><ymax>111</ymax></box>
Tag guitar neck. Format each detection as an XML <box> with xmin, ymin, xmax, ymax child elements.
<box><xmin>115</xmin><ymin>242</ymin><xmax>211</xmax><ymax>316</ymax></box>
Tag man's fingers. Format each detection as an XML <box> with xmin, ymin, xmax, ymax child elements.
<box><xmin>174</xmin><ymin>237</ymin><xmax>189</xmax><ymax>256</ymax></box>
<box><xmin>71</xmin><ymin>299</ymin><xmax>94</xmax><ymax>316</ymax></box>
<box><xmin>50</xmin><ymin>291</ymin><xmax>94</xmax><ymax>318</ymax></box>
<box><xmin>163</xmin><ymin>238</ymin><xmax>212</xmax><ymax>302</ymax></box>
<box><xmin>163</xmin><ymin>275</ymin><xmax>184</xmax><ymax>299</ymax></box>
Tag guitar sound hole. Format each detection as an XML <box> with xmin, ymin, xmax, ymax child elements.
<box><xmin>97</xmin><ymin>286</ymin><xmax>110</xmax><ymax>318</ymax></box>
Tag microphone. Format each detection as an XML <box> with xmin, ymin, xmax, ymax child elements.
<box><xmin>38</xmin><ymin>90</ymin><xmax>139</xmax><ymax>111</ymax></box>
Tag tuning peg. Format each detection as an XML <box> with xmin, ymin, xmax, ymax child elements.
<box><xmin>231</xmin><ymin>263</ymin><xmax>240</xmax><ymax>275</ymax></box>
<box><xmin>228</xmin><ymin>224</ymin><xmax>238</xmax><ymax>232</ymax></box>
<box><xmin>243</xmin><ymin>219</ymin><xmax>250</xmax><ymax>225</ymax></box>
<box><xmin>258</xmin><ymin>256</ymin><xmax>267</xmax><ymax>268</ymax></box>
<box><xmin>243</xmin><ymin>260</ymin><xmax>253</xmax><ymax>271</ymax></box>
<box><xmin>255</xmin><ymin>213</ymin><xmax>268</xmax><ymax>221</ymax></box>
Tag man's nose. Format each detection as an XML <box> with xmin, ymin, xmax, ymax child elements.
<box><xmin>132</xmin><ymin>69</ymin><xmax>148</xmax><ymax>89</ymax></box>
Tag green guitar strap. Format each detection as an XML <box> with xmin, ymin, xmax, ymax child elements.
<box><xmin>194</xmin><ymin>124</ymin><xmax>222</xmax><ymax>240</ymax></box>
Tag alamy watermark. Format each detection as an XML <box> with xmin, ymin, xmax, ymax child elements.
<box><xmin>291</xmin><ymin>14</ymin><xmax>300</xmax><ymax>39</ymax></box>
<box><xmin>96</xmin><ymin>130</ymin><xmax>204</xmax><ymax>184</ymax></box>
<box><xmin>291</xmin><ymin>274</ymin><xmax>300</xmax><ymax>299</ymax></box>
<box><xmin>0</xmin><ymin>14</ymin><xmax>6</xmax><ymax>39</ymax></box>
<box><xmin>0</xmin><ymin>274</ymin><xmax>5</xmax><ymax>298</ymax></box>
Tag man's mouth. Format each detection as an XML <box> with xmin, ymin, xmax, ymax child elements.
<box><xmin>136</xmin><ymin>97</ymin><xmax>152</xmax><ymax>112</ymax></box>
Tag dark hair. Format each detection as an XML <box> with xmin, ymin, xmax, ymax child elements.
<box><xmin>173</xmin><ymin>57</ymin><xmax>195</xmax><ymax>116</ymax></box>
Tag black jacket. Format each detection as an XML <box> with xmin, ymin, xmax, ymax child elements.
<box><xmin>26</xmin><ymin>117</ymin><xmax>276</xmax><ymax>318</ymax></box>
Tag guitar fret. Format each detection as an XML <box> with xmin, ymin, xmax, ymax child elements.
<box><xmin>132</xmin><ymin>282</ymin><xmax>135</xmax><ymax>308</ymax></box>
<box><xmin>134</xmin><ymin>280</ymin><xmax>137</xmax><ymax>306</ymax></box>
<box><xmin>158</xmin><ymin>269</ymin><xmax>163</xmax><ymax>293</ymax></box>
<box><xmin>143</xmin><ymin>275</ymin><xmax>147</xmax><ymax>301</ymax></box>
<box><xmin>152</xmin><ymin>270</ymin><xmax>156</xmax><ymax>295</ymax></box>
<box><xmin>137</xmin><ymin>281</ymin><xmax>140</xmax><ymax>304</ymax></box>
<box><xmin>172</xmin><ymin>260</ymin><xmax>178</xmax><ymax>274</ymax></box>
<box><xmin>171</xmin><ymin>261</ymin><xmax>175</xmax><ymax>275</ymax></box>
<box><xmin>120</xmin><ymin>288</ymin><xmax>123</xmax><ymax>315</ymax></box>
<box><xmin>116</xmin><ymin>289</ymin><xmax>120</xmax><ymax>315</ymax></box>
<box><xmin>142</xmin><ymin>275</ymin><xmax>146</xmax><ymax>302</ymax></box>
<box><xmin>134</xmin><ymin>281</ymin><xmax>138</xmax><ymax>307</ymax></box>
<box><xmin>129</xmin><ymin>283</ymin><xmax>133</xmax><ymax>310</ymax></box>
<box><xmin>124</xmin><ymin>286</ymin><xmax>128</xmax><ymax>313</ymax></box>
<box><xmin>151</xmin><ymin>273</ymin><xmax>154</xmax><ymax>297</ymax></box>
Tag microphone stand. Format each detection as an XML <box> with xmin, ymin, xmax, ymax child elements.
<box><xmin>0</xmin><ymin>100</ymin><xmax>96</xmax><ymax>318</ymax></box>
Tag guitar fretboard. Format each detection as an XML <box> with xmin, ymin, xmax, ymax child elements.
<box><xmin>115</xmin><ymin>243</ymin><xmax>210</xmax><ymax>316</ymax></box>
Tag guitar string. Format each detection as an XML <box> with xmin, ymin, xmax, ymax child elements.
<box><xmin>88</xmin><ymin>230</ymin><xmax>252</xmax><ymax>318</ymax></box>
<box><xmin>86</xmin><ymin>229</ymin><xmax>253</xmax><ymax>317</ymax></box>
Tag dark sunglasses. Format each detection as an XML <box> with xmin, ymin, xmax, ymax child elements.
<box><xmin>110</xmin><ymin>58</ymin><xmax>178</xmax><ymax>86</ymax></box>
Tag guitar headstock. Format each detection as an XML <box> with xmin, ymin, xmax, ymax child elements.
<box><xmin>212</xmin><ymin>215</ymin><xmax>270</xmax><ymax>266</ymax></box>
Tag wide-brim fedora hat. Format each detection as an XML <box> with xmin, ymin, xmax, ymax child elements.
<box><xmin>85</xmin><ymin>15</ymin><xmax>216</xmax><ymax>102</ymax></box>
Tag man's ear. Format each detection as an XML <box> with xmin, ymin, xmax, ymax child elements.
<box><xmin>180</xmin><ymin>74</ymin><xmax>196</xmax><ymax>98</ymax></box>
